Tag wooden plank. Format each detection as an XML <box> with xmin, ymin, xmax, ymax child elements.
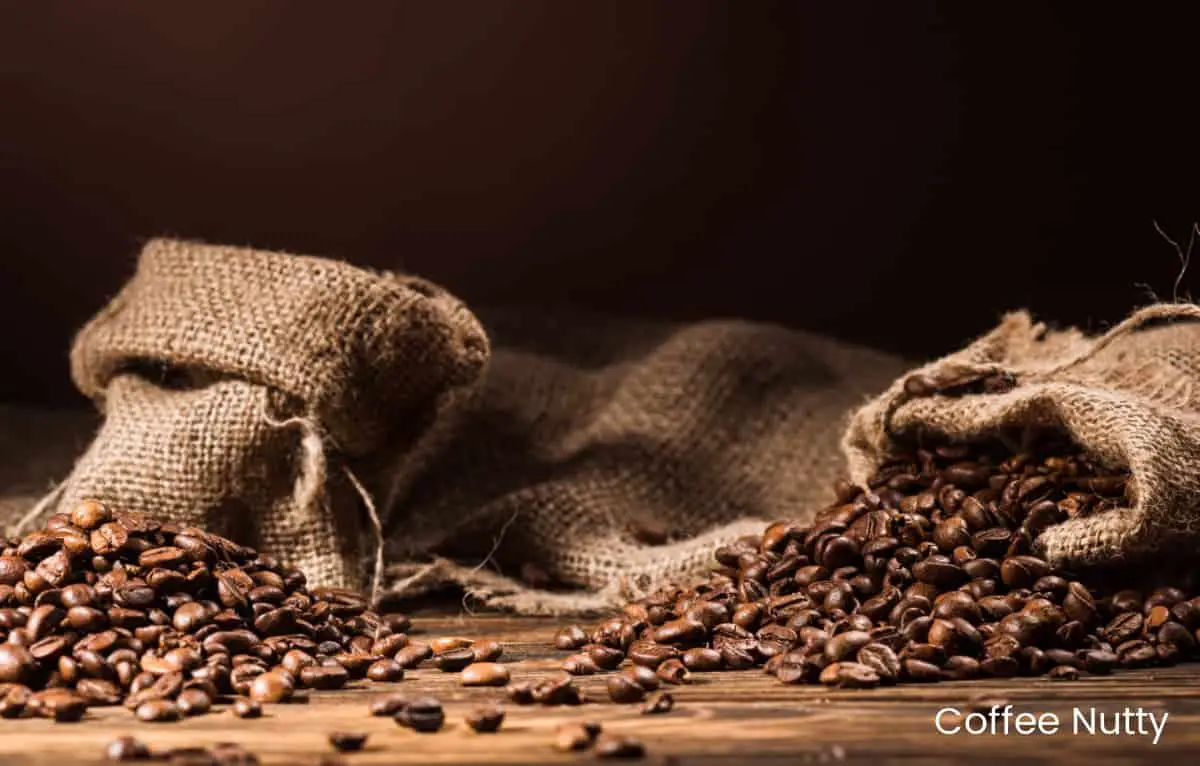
<box><xmin>0</xmin><ymin>613</ymin><xmax>1196</xmax><ymax>764</ymax></box>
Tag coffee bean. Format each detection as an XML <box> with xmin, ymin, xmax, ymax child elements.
<box><xmin>232</xmin><ymin>697</ymin><xmax>262</xmax><ymax>718</ymax></box>
<box><xmin>656</xmin><ymin>658</ymin><xmax>691</xmax><ymax>684</ymax></box>
<box><xmin>461</xmin><ymin>662</ymin><xmax>510</xmax><ymax>687</ymax></box>
<box><xmin>135</xmin><ymin>699</ymin><xmax>180</xmax><ymax>722</ymax></box>
<box><xmin>553</xmin><ymin>625</ymin><xmax>589</xmax><ymax>650</ymax></box>
<box><xmin>562</xmin><ymin>653</ymin><xmax>600</xmax><ymax>675</ymax></box>
<box><xmin>395</xmin><ymin>643</ymin><xmax>432</xmax><ymax>668</ymax></box>
<box><xmin>681</xmin><ymin>647</ymin><xmax>722</xmax><ymax>671</ymax></box>
<box><xmin>472</xmin><ymin>640</ymin><xmax>504</xmax><ymax>662</ymax></box>
<box><xmin>641</xmin><ymin>691</ymin><xmax>674</xmax><ymax>714</ymax></box>
<box><xmin>77</xmin><ymin>678</ymin><xmax>122</xmax><ymax>706</ymax></box>
<box><xmin>856</xmin><ymin>643</ymin><xmax>900</xmax><ymax>681</ymax></box>
<box><xmin>369</xmin><ymin>693</ymin><xmax>408</xmax><ymax>717</ymax></box>
<box><xmin>248</xmin><ymin>671</ymin><xmax>292</xmax><ymax>703</ymax></box>
<box><xmin>176</xmin><ymin>688</ymin><xmax>212</xmax><ymax>716</ymax></box>
<box><xmin>430</xmin><ymin>637</ymin><xmax>473</xmax><ymax>654</ymax></box>
<box><xmin>1106</xmin><ymin>612</ymin><xmax>1144</xmax><ymax>645</ymax></box>
<box><xmin>300</xmin><ymin>665</ymin><xmax>348</xmax><ymax>690</ymax></box>
<box><xmin>394</xmin><ymin>696</ymin><xmax>444</xmax><ymax>732</ymax></box>
<box><xmin>594</xmin><ymin>735</ymin><xmax>646</xmax><ymax>759</ymax></box>
<box><xmin>465</xmin><ymin>704</ymin><xmax>505</xmax><ymax>733</ymax></box>
<box><xmin>818</xmin><ymin>661</ymin><xmax>880</xmax><ymax>688</ymax></box>
<box><xmin>328</xmin><ymin>733</ymin><xmax>368</xmax><ymax>753</ymax></box>
<box><xmin>584</xmin><ymin>644</ymin><xmax>626</xmax><ymax>670</ymax></box>
<box><xmin>531</xmin><ymin>675</ymin><xmax>583</xmax><ymax>705</ymax></box>
<box><xmin>554</xmin><ymin>723</ymin><xmax>598</xmax><ymax>752</ymax></box>
<box><xmin>366</xmin><ymin>659</ymin><xmax>405</xmax><ymax>682</ymax></box>
<box><xmin>105</xmin><ymin>736</ymin><xmax>152</xmax><ymax>761</ymax></box>
<box><xmin>628</xmin><ymin>641</ymin><xmax>679</xmax><ymax>668</ymax></box>
<box><xmin>1047</xmin><ymin>665</ymin><xmax>1079</xmax><ymax>681</ymax></box>
<box><xmin>434</xmin><ymin>647</ymin><xmax>476</xmax><ymax>672</ymax></box>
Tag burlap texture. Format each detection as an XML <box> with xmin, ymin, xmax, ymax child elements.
<box><xmin>382</xmin><ymin>309</ymin><xmax>910</xmax><ymax>613</ymax></box>
<box><xmin>1</xmin><ymin>239</ymin><xmax>912</xmax><ymax>613</ymax></box>
<box><xmin>843</xmin><ymin>302</ymin><xmax>1200</xmax><ymax>569</ymax></box>
<box><xmin>33</xmin><ymin>238</ymin><xmax>489</xmax><ymax>589</ymax></box>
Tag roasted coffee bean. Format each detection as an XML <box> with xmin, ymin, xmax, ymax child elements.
<box><xmin>562</xmin><ymin>653</ymin><xmax>600</xmax><ymax>675</ymax></box>
<box><xmin>594</xmin><ymin>735</ymin><xmax>646</xmax><ymax>759</ymax></box>
<box><xmin>429</xmin><ymin>637</ymin><xmax>473</xmax><ymax>654</ymax></box>
<box><xmin>104</xmin><ymin>735</ymin><xmax>152</xmax><ymax>761</ymax></box>
<box><xmin>607</xmin><ymin>673</ymin><xmax>647</xmax><ymax>703</ymax></box>
<box><xmin>434</xmin><ymin>647</ymin><xmax>477</xmax><ymax>672</ymax></box>
<box><xmin>641</xmin><ymin>691</ymin><xmax>674</xmax><ymax>714</ymax></box>
<box><xmin>366</xmin><ymin>659</ymin><xmax>405</xmax><ymax>682</ymax></box>
<box><xmin>856</xmin><ymin>643</ymin><xmax>900</xmax><ymax>681</ymax></box>
<box><xmin>461</xmin><ymin>662</ymin><xmax>510</xmax><ymax>687</ymax></box>
<box><xmin>472</xmin><ymin>640</ymin><xmax>504</xmax><ymax>662</ymax></box>
<box><xmin>76</xmin><ymin>678</ymin><xmax>122</xmax><ymax>706</ymax></box>
<box><xmin>622</xmin><ymin>665</ymin><xmax>661</xmax><ymax>691</ymax></box>
<box><xmin>505</xmin><ymin>681</ymin><xmax>536</xmax><ymax>705</ymax></box>
<box><xmin>553</xmin><ymin>625</ymin><xmax>589</xmax><ymax>650</ymax></box>
<box><xmin>465</xmin><ymin>705</ymin><xmax>505</xmax><ymax>733</ymax></box>
<box><xmin>328</xmin><ymin>733</ymin><xmax>368</xmax><ymax>753</ymax></box>
<box><xmin>232</xmin><ymin>697</ymin><xmax>262</xmax><ymax>718</ymax></box>
<box><xmin>300</xmin><ymin>665</ymin><xmax>349</xmax><ymax>690</ymax></box>
<box><xmin>584</xmin><ymin>644</ymin><xmax>626</xmax><ymax>670</ymax></box>
<box><xmin>531</xmin><ymin>675</ymin><xmax>584</xmax><ymax>706</ymax></box>
<box><xmin>656</xmin><ymin>658</ymin><xmax>691</xmax><ymax>684</ymax></box>
<box><xmin>554</xmin><ymin>723</ymin><xmax>598</xmax><ymax>752</ymax></box>
<box><xmin>177</xmin><ymin>688</ymin><xmax>212</xmax><ymax>716</ymax></box>
<box><xmin>394</xmin><ymin>696</ymin><xmax>444</xmax><ymax>732</ymax></box>
<box><xmin>628</xmin><ymin>641</ymin><xmax>680</xmax><ymax>668</ymax></box>
<box><xmin>395</xmin><ymin>643</ymin><xmax>433</xmax><ymax>668</ymax></box>
<box><xmin>135</xmin><ymin>699</ymin><xmax>180</xmax><ymax>722</ymax></box>
<box><xmin>681</xmin><ymin>647</ymin><xmax>722</xmax><ymax>672</ymax></box>
<box><xmin>249</xmin><ymin>671</ymin><xmax>292</xmax><ymax>703</ymax></box>
<box><xmin>369</xmin><ymin>693</ymin><xmax>409</xmax><ymax>717</ymax></box>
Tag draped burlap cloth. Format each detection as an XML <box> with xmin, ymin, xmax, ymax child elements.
<box><xmin>13</xmin><ymin>239</ymin><xmax>1198</xmax><ymax>614</ymax></box>
<box><xmin>4</xmin><ymin>238</ymin><xmax>908</xmax><ymax>613</ymax></box>
<box><xmin>843</xmin><ymin>302</ymin><xmax>1200</xmax><ymax>569</ymax></box>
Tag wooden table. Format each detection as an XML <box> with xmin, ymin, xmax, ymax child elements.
<box><xmin>1</xmin><ymin>611</ymin><xmax>1195</xmax><ymax>765</ymax></box>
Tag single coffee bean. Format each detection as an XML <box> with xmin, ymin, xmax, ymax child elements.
<box><xmin>429</xmin><ymin>637</ymin><xmax>473</xmax><ymax>653</ymax></box>
<box><xmin>584</xmin><ymin>644</ymin><xmax>625</xmax><ymax>670</ymax></box>
<box><xmin>656</xmin><ymin>658</ymin><xmax>691</xmax><ymax>684</ymax></box>
<box><xmin>628</xmin><ymin>641</ymin><xmax>680</xmax><ymax>668</ymax></box>
<box><xmin>465</xmin><ymin>704</ymin><xmax>506</xmax><ymax>733</ymax></box>
<box><xmin>856</xmin><ymin>643</ymin><xmax>901</xmax><ymax>681</ymax></box>
<box><xmin>394</xmin><ymin>643</ymin><xmax>433</xmax><ymax>668</ymax></box>
<box><xmin>366</xmin><ymin>659</ymin><xmax>405</xmax><ymax>682</ymax></box>
<box><xmin>369</xmin><ymin>693</ymin><xmax>408</xmax><ymax>717</ymax></box>
<box><xmin>681</xmin><ymin>647</ymin><xmax>722</xmax><ymax>672</ymax></box>
<box><xmin>472</xmin><ymin>640</ymin><xmax>504</xmax><ymax>662</ymax></box>
<box><xmin>394</xmin><ymin>696</ymin><xmax>444</xmax><ymax>732</ymax></box>
<box><xmin>300</xmin><ymin>665</ymin><xmax>349</xmax><ymax>690</ymax></box>
<box><xmin>641</xmin><ymin>691</ymin><xmax>674</xmax><ymax>714</ymax></box>
<box><xmin>328</xmin><ymin>733</ymin><xmax>368</xmax><ymax>753</ymax></box>
<box><xmin>622</xmin><ymin>665</ymin><xmax>661</xmax><ymax>691</ymax></box>
<box><xmin>232</xmin><ymin>697</ymin><xmax>262</xmax><ymax>719</ymax></box>
<box><xmin>135</xmin><ymin>699</ymin><xmax>180</xmax><ymax>722</ymax></box>
<box><xmin>434</xmin><ymin>647</ymin><xmax>476</xmax><ymax>672</ymax></box>
<box><xmin>554</xmin><ymin>724</ymin><xmax>598</xmax><ymax>752</ymax></box>
<box><xmin>104</xmin><ymin>736</ymin><xmax>152</xmax><ymax>762</ymax></box>
<box><xmin>553</xmin><ymin>625</ymin><xmax>589</xmax><ymax>650</ymax></box>
<box><xmin>461</xmin><ymin>662</ymin><xmax>511</xmax><ymax>687</ymax></box>
<box><xmin>562</xmin><ymin>653</ymin><xmax>600</xmax><ymax>675</ymax></box>
<box><xmin>249</xmin><ymin>672</ymin><xmax>292</xmax><ymax>703</ymax></box>
<box><xmin>594</xmin><ymin>735</ymin><xmax>646</xmax><ymax>759</ymax></box>
<box><xmin>176</xmin><ymin>688</ymin><xmax>212</xmax><ymax>717</ymax></box>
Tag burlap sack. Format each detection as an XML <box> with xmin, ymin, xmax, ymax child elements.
<box><xmin>843</xmin><ymin>302</ymin><xmax>1200</xmax><ymax>569</ymax></box>
<box><xmin>382</xmin><ymin>309</ymin><xmax>910</xmax><ymax>613</ymax></box>
<box><xmin>21</xmin><ymin>239</ymin><xmax>489</xmax><ymax>591</ymax></box>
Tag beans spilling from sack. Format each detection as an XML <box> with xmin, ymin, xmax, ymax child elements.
<box><xmin>0</xmin><ymin>502</ymin><xmax>415</xmax><ymax>722</ymax></box>
<box><xmin>553</xmin><ymin>441</ymin><xmax>1200</xmax><ymax>689</ymax></box>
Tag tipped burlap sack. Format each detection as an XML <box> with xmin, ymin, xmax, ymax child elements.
<box><xmin>843</xmin><ymin>302</ymin><xmax>1200</xmax><ymax>569</ymax></box>
<box><xmin>24</xmin><ymin>238</ymin><xmax>489</xmax><ymax>590</ymax></box>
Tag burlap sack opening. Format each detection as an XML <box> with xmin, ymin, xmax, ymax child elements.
<box><xmin>843</xmin><ymin>302</ymin><xmax>1200</xmax><ymax>569</ymax></box>
<box><xmin>28</xmin><ymin>238</ymin><xmax>489</xmax><ymax>590</ymax></box>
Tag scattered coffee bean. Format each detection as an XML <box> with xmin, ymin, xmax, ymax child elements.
<box><xmin>135</xmin><ymin>699</ymin><xmax>180</xmax><ymax>722</ymax></box>
<box><xmin>232</xmin><ymin>697</ymin><xmax>262</xmax><ymax>719</ymax></box>
<box><xmin>473</xmin><ymin>641</ymin><xmax>504</xmax><ymax>662</ymax></box>
<box><xmin>366</xmin><ymin>659</ymin><xmax>405</xmax><ymax>683</ymax></box>
<box><xmin>554</xmin><ymin>723</ymin><xmax>598</xmax><ymax>752</ymax></box>
<box><xmin>105</xmin><ymin>736</ymin><xmax>152</xmax><ymax>761</ymax></box>
<box><xmin>328</xmin><ymin>733</ymin><xmax>368</xmax><ymax>753</ymax></box>
<box><xmin>606</xmin><ymin>674</ymin><xmax>646</xmax><ymax>703</ymax></box>
<box><xmin>394</xmin><ymin>696</ymin><xmax>444</xmax><ymax>732</ymax></box>
<box><xmin>595</xmin><ymin>735</ymin><xmax>646</xmax><ymax>759</ymax></box>
<box><xmin>461</xmin><ymin>662</ymin><xmax>511</xmax><ymax>687</ymax></box>
<box><xmin>554</xmin><ymin>625</ymin><xmax>590</xmax><ymax>650</ymax></box>
<box><xmin>434</xmin><ymin>647</ymin><xmax>476</xmax><ymax>672</ymax></box>
<box><xmin>465</xmin><ymin>704</ymin><xmax>505</xmax><ymax>733</ymax></box>
<box><xmin>641</xmin><ymin>691</ymin><xmax>674</xmax><ymax>714</ymax></box>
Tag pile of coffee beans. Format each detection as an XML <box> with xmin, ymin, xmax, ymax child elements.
<box><xmin>0</xmin><ymin>501</ymin><xmax>413</xmax><ymax>721</ymax></box>
<box><xmin>554</xmin><ymin>440</ymin><xmax>1200</xmax><ymax>689</ymax></box>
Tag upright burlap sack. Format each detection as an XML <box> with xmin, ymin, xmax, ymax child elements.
<box><xmin>843</xmin><ymin>303</ymin><xmax>1200</xmax><ymax>569</ymax></box>
<box><xmin>382</xmin><ymin>309</ymin><xmax>910</xmax><ymax>613</ymax></box>
<box><xmin>23</xmin><ymin>239</ymin><xmax>489</xmax><ymax>590</ymax></box>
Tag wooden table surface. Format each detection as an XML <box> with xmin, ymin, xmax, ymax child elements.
<box><xmin>1</xmin><ymin>611</ymin><xmax>1195</xmax><ymax>765</ymax></box>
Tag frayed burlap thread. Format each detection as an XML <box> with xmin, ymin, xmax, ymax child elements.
<box><xmin>34</xmin><ymin>239</ymin><xmax>489</xmax><ymax>590</ymax></box>
<box><xmin>842</xmin><ymin>303</ymin><xmax>1200</xmax><ymax>569</ymax></box>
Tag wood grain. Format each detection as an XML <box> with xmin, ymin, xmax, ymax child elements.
<box><xmin>0</xmin><ymin>612</ymin><xmax>1196</xmax><ymax>765</ymax></box>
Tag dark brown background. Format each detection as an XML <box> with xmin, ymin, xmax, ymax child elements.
<box><xmin>2</xmin><ymin>1</ymin><xmax>1198</xmax><ymax>406</ymax></box>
